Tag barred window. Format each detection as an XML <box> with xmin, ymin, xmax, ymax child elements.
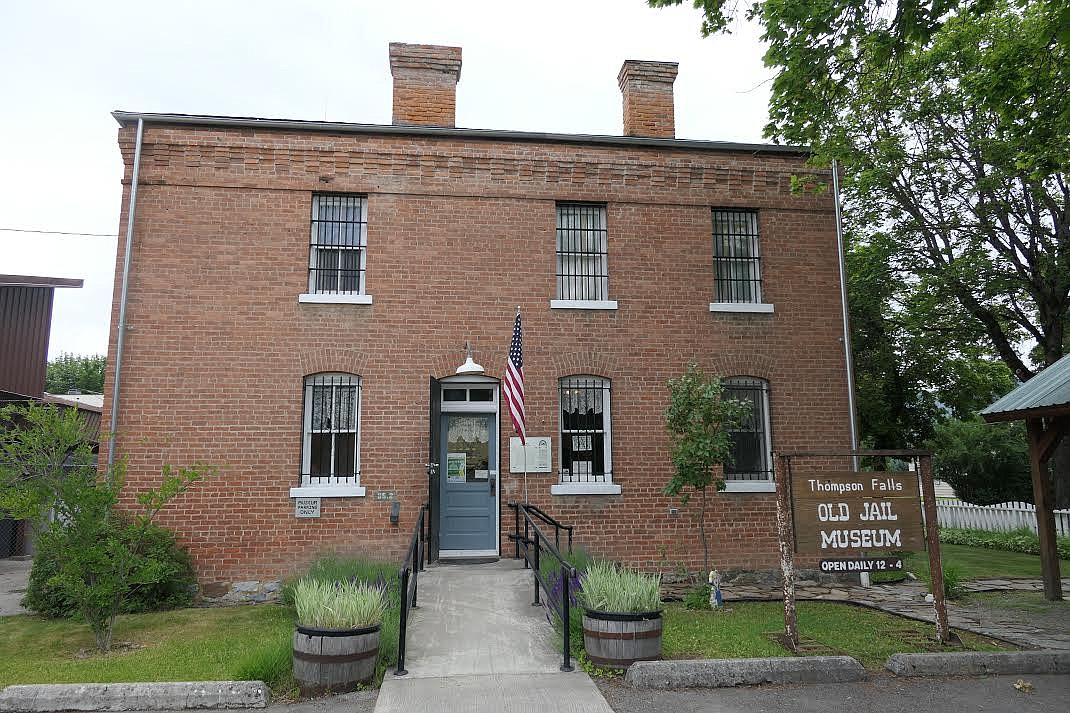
<box><xmin>713</xmin><ymin>209</ymin><xmax>763</xmax><ymax>303</ymax></box>
<box><xmin>722</xmin><ymin>377</ymin><xmax>772</xmax><ymax>482</ymax></box>
<box><xmin>309</xmin><ymin>194</ymin><xmax>367</xmax><ymax>295</ymax></box>
<box><xmin>556</xmin><ymin>204</ymin><xmax>608</xmax><ymax>301</ymax></box>
<box><xmin>559</xmin><ymin>376</ymin><xmax>612</xmax><ymax>483</ymax></box>
<box><xmin>302</xmin><ymin>373</ymin><xmax>361</xmax><ymax>486</ymax></box>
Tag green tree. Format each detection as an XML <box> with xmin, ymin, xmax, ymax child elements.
<box><xmin>0</xmin><ymin>404</ymin><xmax>205</xmax><ymax>651</ymax></box>
<box><xmin>45</xmin><ymin>353</ymin><xmax>106</xmax><ymax>394</ymax></box>
<box><xmin>926</xmin><ymin>417</ymin><xmax>1033</xmax><ymax>504</ymax></box>
<box><xmin>664</xmin><ymin>365</ymin><xmax>752</xmax><ymax>573</ymax></box>
<box><xmin>657</xmin><ymin>0</ymin><xmax>1069</xmax><ymax>502</ymax></box>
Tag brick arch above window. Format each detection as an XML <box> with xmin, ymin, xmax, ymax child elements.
<box><xmin>706</xmin><ymin>352</ymin><xmax>775</xmax><ymax>381</ymax></box>
<box><xmin>298</xmin><ymin>347</ymin><xmax>370</xmax><ymax>378</ymax></box>
<box><xmin>429</xmin><ymin>347</ymin><xmax>506</xmax><ymax>381</ymax></box>
<box><xmin>551</xmin><ymin>351</ymin><xmax>620</xmax><ymax>380</ymax></box>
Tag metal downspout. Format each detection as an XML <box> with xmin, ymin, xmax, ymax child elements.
<box><xmin>107</xmin><ymin>117</ymin><xmax>144</xmax><ymax>471</ymax></box>
<box><xmin>833</xmin><ymin>159</ymin><xmax>859</xmax><ymax>452</ymax></box>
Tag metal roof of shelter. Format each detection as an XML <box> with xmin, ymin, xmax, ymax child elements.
<box><xmin>981</xmin><ymin>353</ymin><xmax>1070</xmax><ymax>422</ymax></box>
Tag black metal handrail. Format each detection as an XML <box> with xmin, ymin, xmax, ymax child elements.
<box><xmin>509</xmin><ymin>502</ymin><xmax>576</xmax><ymax>672</ymax></box>
<box><xmin>395</xmin><ymin>502</ymin><xmax>427</xmax><ymax>676</ymax></box>
<box><xmin>508</xmin><ymin>501</ymin><xmax>574</xmax><ymax>559</ymax></box>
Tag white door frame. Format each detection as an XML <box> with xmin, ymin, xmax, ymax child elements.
<box><xmin>437</xmin><ymin>374</ymin><xmax>500</xmax><ymax>559</ymax></box>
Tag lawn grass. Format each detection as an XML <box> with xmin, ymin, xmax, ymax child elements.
<box><xmin>662</xmin><ymin>601</ymin><xmax>1007</xmax><ymax>669</ymax></box>
<box><xmin>0</xmin><ymin>605</ymin><xmax>293</xmax><ymax>689</ymax></box>
<box><xmin>899</xmin><ymin>544</ymin><xmax>1070</xmax><ymax>582</ymax></box>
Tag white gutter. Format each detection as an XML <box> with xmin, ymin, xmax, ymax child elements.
<box><xmin>833</xmin><ymin>159</ymin><xmax>860</xmax><ymax>452</ymax></box>
<box><xmin>107</xmin><ymin>117</ymin><xmax>144</xmax><ymax>471</ymax></box>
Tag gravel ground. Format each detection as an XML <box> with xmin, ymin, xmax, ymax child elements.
<box><xmin>596</xmin><ymin>673</ymin><xmax>1070</xmax><ymax>713</ymax></box>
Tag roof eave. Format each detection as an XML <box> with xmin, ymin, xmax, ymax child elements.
<box><xmin>110</xmin><ymin>111</ymin><xmax>813</xmax><ymax>157</ymax></box>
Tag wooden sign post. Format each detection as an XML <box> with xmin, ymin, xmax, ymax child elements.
<box><xmin>776</xmin><ymin>451</ymin><xmax>952</xmax><ymax>648</ymax></box>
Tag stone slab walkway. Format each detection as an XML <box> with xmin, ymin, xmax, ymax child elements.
<box><xmin>374</xmin><ymin>560</ymin><xmax>613</xmax><ymax>713</ymax></box>
<box><xmin>724</xmin><ymin>577</ymin><xmax>1070</xmax><ymax>651</ymax></box>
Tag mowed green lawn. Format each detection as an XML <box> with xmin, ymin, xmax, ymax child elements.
<box><xmin>0</xmin><ymin>605</ymin><xmax>293</xmax><ymax>688</ymax></box>
<box><xmin>903</xmin><ymin>544</ymin><xmax>1070</xmax><ymax>581</ymax></box>
<box><xmin>662</xmin><ymin>601</ymin><xmax>1007</xmax><ymax>669</ymax></box>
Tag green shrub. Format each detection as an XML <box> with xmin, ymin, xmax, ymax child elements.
<box><xmin>684</xmin><ymin>585</ymin><xmax>712</xmax><ymax>610</ymax></box>
<box><xmin>579</xmin><ymin>560</ymin><xmax>661</xmax><ymax>613</ymax></box>
<box><xmin>23</xmin><ymin>517</ymin><xmax>195</xmax><ymax>619</ymax></box>
<box><xmin>940</xmin><ymin>527</ymin><xmax>1070</xmax><ymax>560</ymax></box>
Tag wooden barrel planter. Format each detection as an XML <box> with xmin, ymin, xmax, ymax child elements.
<box><xmin>292</xmin><ymin>623</ymin><xmax>380</xmax><ymax>696</ymax></box>
<box><xmin>582</xmin><ymin>609</ymin><xmax>662</xmax><ymax>669</ymax></box>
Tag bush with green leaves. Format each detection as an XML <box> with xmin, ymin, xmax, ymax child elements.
<box><xmin>940</xmin><ymin>527</ymin><xmax>1070</xmax><ymax>560</ymax></box>
<box><xmin>925</xmin><ymin>418</ymin><xmax>1033</xmax><ymax>505</ymax></box>
<box><xmin>293</xmin><ymin>579</ymin><xmax>387</xmax><ymax>630</ymax></box>
<box><xmin>23</xmin><ymin>517</ymin><xmax>194</xmax><ymax>618</ymax></box>
<box><xmin>579</xmin><ymin>560</ymin><xmax>661</xmax><ymax>614</ymax></box>
<box><xmin>0</xmin><ymin>403</ymin><xmax>206</xmax><ymax>651</ymax></box>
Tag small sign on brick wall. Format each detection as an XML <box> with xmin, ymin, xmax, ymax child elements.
<box><xmin>295</xmin><ymin>498</ymin><xmax>321</xmax><ymax>518</ymax></box>
<box><xmin>509</xmin><ymin>437</ymin><xmax>552</xmax><ymax>473</ymax></box>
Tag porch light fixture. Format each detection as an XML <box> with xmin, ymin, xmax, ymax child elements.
<box><xmin>455</xmin><ymin>341</ymin><xmax>484</xmax><ymax>375</ymax></box>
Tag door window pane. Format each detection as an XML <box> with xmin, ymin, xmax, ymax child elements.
<box><xmin>447</xmin><ymin>415</ymin><xmax>490</xmax><ymax>482</ymax></box>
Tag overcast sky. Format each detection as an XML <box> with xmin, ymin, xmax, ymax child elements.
<box><xmin>0</xmin><ymin>0</ymin><xmax>773</xmax><ymax>361</ymax></box>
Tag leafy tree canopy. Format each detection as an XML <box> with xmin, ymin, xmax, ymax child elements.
<box><xmin>45</xmin><ymin>353</ymin><xmax>106</xmax><ymax>395</ymax></box>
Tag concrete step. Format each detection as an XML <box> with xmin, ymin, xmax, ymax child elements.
<box><xmin>375</xmin><ymin>673</ymin><xmax>614</xmax><ymax>713</ymax></box>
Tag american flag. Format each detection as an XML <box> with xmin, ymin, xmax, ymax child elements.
<box><xmin>503</xmin><ymin>310</ymin><xmax>526</xmax><ymax>444</ymax></box>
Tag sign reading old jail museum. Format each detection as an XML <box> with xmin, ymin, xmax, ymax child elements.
<box><xmin>792</xmin><ymin>472</ymin><xmax>924</xmax><ymax>554</ymax></box>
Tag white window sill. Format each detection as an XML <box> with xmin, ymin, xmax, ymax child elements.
<box><xmin>299</xmin><ymin>293</ymin><xmax>374</xmax><ymax>305</ymax></box>
<box><xmin>551</xmin><ymin>482</ymin><xmax>622</xmax><ymax>496</ymax></box>
<box><xmin>709</xmin><ymin>302</ymin><xmax>774</xmax><ymax>314</ymax></box>
<box><xmin>289</xmin><ymin>485</ymin><xmax>366</xmax><ymax>498</ymax></box>
<box><xmin>550</xmin><ymin>299</ymin><xmax>618</xmax><ymax>310</ymax></box>
<box><xmin>723</xmin><ymin>480</ymin><xmax>776</xmax><ymax>493</ymax></box>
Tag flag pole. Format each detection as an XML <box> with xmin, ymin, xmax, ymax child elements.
<box><xmin>518</xmin><ymin>305</ymin><xmax>529</xmax><ymax>504</ymax></box>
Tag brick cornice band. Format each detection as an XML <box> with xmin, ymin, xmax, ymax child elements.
<box><xmin>617</xmin><ymin>60</ymin><xmax>679</xmax><ymax>89</ymax></box>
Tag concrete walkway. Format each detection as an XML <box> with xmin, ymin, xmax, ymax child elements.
<box><xmin>375</xmin><ymin>559</ymin><xmax>613</xmax><ymax>713</ymax></box>
<box><xmin>724</xmin><ymin>577</ymin><xmax>1070</xmax><ymax>651</ymax></box>
<box><xmin>0</xmin><ymin>558</ymin><xmax>30</xmax><ymax>616</ymax></box>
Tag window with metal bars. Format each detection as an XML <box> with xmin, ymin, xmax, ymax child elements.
<box><xmin>712</xmin><ymin>209</ymin><xmax>763</xmax><ymax>303</ymax></box>
<box><xmin>722</xmin><ymin>377</ymin><xmax>772</xmax><ymax>482</ymax></box>
<box><xmin>309</xmin><ymin>194</ymin><xmax>367</xmax><ymax>295</ymax></box>
<box><xmin>301</xmin><ymin>373</ymin><xmax>361</xmax><ymax>486</ymax></box>
<box><xmin>556</xmin><ymin>204</ymin><xmax>609</xmax><ymax>301</ymax></box>
<box><xmin>558</xmin><ymin>376</ymin><xmax>612</xmax><ymax>483</ymax></box>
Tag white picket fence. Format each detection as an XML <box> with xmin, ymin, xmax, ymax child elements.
<box><xmin>937</xmin><ymin>499</ymin><xmax>1070</xmax><ymax>537</ymax></box>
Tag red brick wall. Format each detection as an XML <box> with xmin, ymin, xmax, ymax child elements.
<box><xmin>103</xmin><ymin>123</ymin><xmax>851</xmax><ymax>591</ymax></box>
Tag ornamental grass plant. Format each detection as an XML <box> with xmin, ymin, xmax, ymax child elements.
<box><xmin>293</xmin><ymin>579</ymin><xmax>387</xmax><ymax>630</ymax></box>
<box><xmin>578</xmin><ymin>560</ymin><xmax>662</xmax><ymax>614</ymax></box>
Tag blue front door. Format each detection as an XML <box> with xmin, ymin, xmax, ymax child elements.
<box><xmin>439</xmin><ymin>412</ymin><xmax>498</xmax><ymax>553</ymax></box>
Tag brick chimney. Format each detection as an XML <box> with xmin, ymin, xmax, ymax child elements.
<box><xmin>617</xmin><ymin>60</ymin><xmax>679</xmax><ymax>139</ymax></box>
<box><xmin>389</xmin><ymin>43</ymin><xmax>462</xmax><ymax>127</ymax></box>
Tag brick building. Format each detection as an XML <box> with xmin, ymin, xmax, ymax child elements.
<box><xmin>104</xmin><ymin>43</ymin><xmax>853</xmax><ymax>599</ymax></box>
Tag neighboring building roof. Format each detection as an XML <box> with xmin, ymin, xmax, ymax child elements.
<box><xmin>111</xmin><ymin>111</ymin><xmax>812</xmax><ymax>157</ymax></box>
<box><xmin>0</xmin><ymin>275</ymin><xmax>83</xmax><ymax>289</ymax></box>
<box><xmin>44</xmin><ymin>393</ymin><xmax>104</xmax><ymax>411</ymax></box>
<box><xmin>981</xmin><ymin>353</ymin><xmax>1070</xmax><ymax>422</ymax></box>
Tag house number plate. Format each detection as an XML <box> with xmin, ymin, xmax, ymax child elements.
<box><xmin>374</xmin><ymin>491</ymin><xmax>396</xmax><ymax>501</ymax></box>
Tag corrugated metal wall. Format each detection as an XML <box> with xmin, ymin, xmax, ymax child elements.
<box><xmin>0</xmin><ymin>286</ymin><xmax>54</xmax><ymax>397</ymax></box>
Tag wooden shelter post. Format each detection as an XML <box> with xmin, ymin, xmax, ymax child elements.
<box><xmin>1026</xmin><ymin>418</ymin><xmax>1064</xmax><ymax>601</ymax></box>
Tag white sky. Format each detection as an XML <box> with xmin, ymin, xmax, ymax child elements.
<box><xmin>0</xmin><ymin>0</ymin><xmax>773</xmax><ymax>359</ymax></box>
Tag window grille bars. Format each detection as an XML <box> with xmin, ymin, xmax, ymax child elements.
<box><xmin>310</xmin><ymin>194</ymin><xmax>368</xmax><ymax>295</ymax></box>
<box><xmin>559</xmin><ymin>376</ymin><xmax>611</xmax><ymax>483</ymax></box>
<box><xmin>304</xmin><ymin>373</ymin><xmax>361</xmax><ymax>485</ymax></box>
<box><xmin>556</xmin><ymin>204</ymin><xmax>608</xmax><ymax>301</ymax></box>
<box><xmin>713</xmin><ymin>209</ymin><xmax>763</xmax><ymax>303</ymax></box>
<box><xmin>722</xmin><ymin>377</ymin><xmax>772</xmax><ymax>481</ymax></box>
